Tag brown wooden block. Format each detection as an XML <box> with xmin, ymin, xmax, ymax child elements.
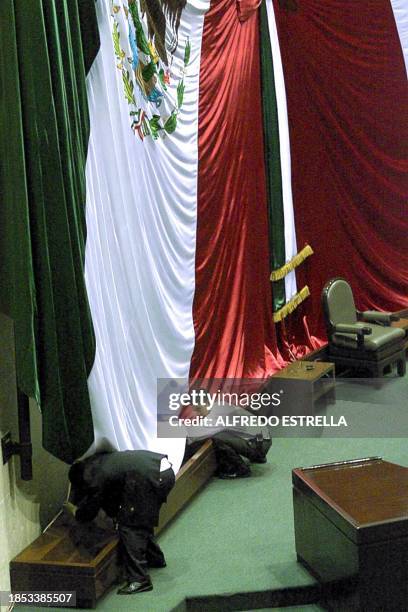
<box><xmin>270</xmin><ymin>361</ymin><xmax>336</xmax><ymax>415</ymax></box>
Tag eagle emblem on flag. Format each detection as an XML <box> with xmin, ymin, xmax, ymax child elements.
<box><xmin>111</xmin><ymin>0</ymin><xmax>190</xmax><ymax>140</ymax></box>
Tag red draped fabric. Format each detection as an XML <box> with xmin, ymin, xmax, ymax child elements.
<box><xmin>274</xmin><ymin>0</ymin><xmax>408</xmax><ymax>346</ymax></box>
<box><xmin>236</xmin><ymin>0</ymin><xmax>262</xmax><ymax>22</ymax></box>
<box><xmin>189</xmin><ymin>0</ymin><xmax>284</xmax><ymax>381</ymax></box>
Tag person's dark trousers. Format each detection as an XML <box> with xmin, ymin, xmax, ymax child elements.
<box><xmin>146</xmin><ymin>533</ymin><xmax>166</xmax><ymax>567</ymax></box>
<box><xmin>214</xmin><ymin>432</ymin><xmax>271</xmax><ymax>463</ymax></box>
<box><xmin>212</xmin><ymin>439</ymin><xmax>251</xmax><ymax>478</ymax></box>
<box><xmin>118</xmin><ymin>525</ymin><xmax>165</xmax><ymax>582</ymax></box>
<box><xmin>118</xmin><ymin>467</ymin><xmax>175</xmax><ymax>583</ymax></box>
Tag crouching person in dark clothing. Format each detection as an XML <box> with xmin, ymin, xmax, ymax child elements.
<box><xmin>68</xmin><ymin>450</ymin><xmax>175</xmax><ymax>595</ymax></box>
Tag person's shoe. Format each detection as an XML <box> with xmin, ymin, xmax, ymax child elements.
<box><xmin>217</xmin><ymin>469</ymin><xmax>251</xmax><ymax>479</ymax></box>
<box><xmin>147</xmin><ymin>558</ymin><xmax>166</xmax><ymax>568</ymax></box>
<box><xmin>217</xmin><ymin>460</ymin><xmax>251</xmax><ymax>479</ymax></box>
<box><xmin>250</xmin><ymin>455</ymin><xmax>267</xmax><ymax>464</ymax></box>
<box><xmin>117</xmin><ymin>579</ymin><xmax>153</xmax><ymax>594</ymax></box>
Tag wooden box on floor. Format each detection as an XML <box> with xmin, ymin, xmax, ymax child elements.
<box><xmin>293</xmin><ymin>457</ymin><xmax>408</xmax><ymax>611</ymax></box>
<box><xmin>10</xmin><ymin>441</ymin><xmax>216</xmax><ymax>608</ymax></box>
<box><xmin>10</xmin><ymin>525</ymin><xmax>119</xmax><ymax>609</ymax></box>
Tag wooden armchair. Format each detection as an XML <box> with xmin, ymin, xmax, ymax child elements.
<box><xmin>321</xmin><ymin>278</ymin><xmax>406</xmax><ymax>377</ymax></box>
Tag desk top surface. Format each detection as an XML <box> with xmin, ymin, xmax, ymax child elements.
<box><xmin>273</xmin><ymin>361</ymin><xmax>334</xmax><ymax>381</ymax></box>
<box><xmin>293</xmin><ymin>458</ymin><xmax>408</xmax><ymax>528</ymax></box>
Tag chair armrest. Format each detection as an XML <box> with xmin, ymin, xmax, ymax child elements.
<box><xmin>334</xmin><ymin>324</ymin><xmax>372</xmax><ymax>336</ymax></box>
<box><xmin>334</xmin><ymin>324</ymin><xmax>371</xmax><ymax>348</ymax></box>
<box><xmin>358</xmin><ymin>311</ymin><xmax>398</xmax><ymax>325</ymax></box>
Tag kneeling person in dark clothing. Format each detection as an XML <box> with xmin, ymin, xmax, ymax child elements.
<box><xmin>68</xmin><ymin>450</ymin><xmax>175</xmax><ymax>595</ymax></box>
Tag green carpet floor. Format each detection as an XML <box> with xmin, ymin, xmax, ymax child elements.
<box><xmin>16</xmin><ymin>376</ymin><xmax>408</xmax><ymax>612</ymax></box>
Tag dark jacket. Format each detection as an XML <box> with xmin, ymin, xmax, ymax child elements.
<box><xmin>74</xmin><ymin>450</ymin><xmax>174</xmax><ymax>528</ymax></box>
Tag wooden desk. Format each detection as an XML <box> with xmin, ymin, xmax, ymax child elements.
<box><xmin>271</xmin><ymin>361</ymin><xmax>335</xmax><ymax>415</ymax></box>
<box><xmin>293</xmin><ymin>457</ymin><xmax>408</xmax><ymax>611</ymax></box>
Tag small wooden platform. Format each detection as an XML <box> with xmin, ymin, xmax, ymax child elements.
<box><xmin>10</xmin><ymin>441</ymin><xmax>216</xmax><ymax>608</ymax></box>
<box><xmin>270</xmin><ymin>361</ymin><xmax>335</xmax><ymax>415</ymax></box>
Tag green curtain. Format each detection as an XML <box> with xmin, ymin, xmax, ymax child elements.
<box><xmin>0</xmin><ymin>0</ymin><xmax>99</xmax><ymax>463</ymax></box>
<box><xmin>259</xmin><ymin>0</ymin><xmax>286</xmax><ymax>313</ymax></box>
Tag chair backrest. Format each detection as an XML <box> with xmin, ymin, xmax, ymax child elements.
<box><xmin>322</xmin><ymin>278</ymin><xmax>357</xmax><ymax>335</ymax></box>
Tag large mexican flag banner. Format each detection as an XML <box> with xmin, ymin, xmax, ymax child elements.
<box><xmin>2</xmin><ymin>0</ymin><xmax>406</xmax><ymax>464</ymax></box>
<box><xmin>84</xmin><ymin>0</ymin><xmax>407</xmax><ymax>468</ymax></box>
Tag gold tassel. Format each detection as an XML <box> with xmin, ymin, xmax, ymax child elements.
<box><xmin>273</xmin><ymin>286</ymin><xmax>310</xmax><ymax>322</ymax></box>
<box><xmin>270</xmin><ymin>244</ymin><xmax>314</xmax><ymax>281</ymax></box>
